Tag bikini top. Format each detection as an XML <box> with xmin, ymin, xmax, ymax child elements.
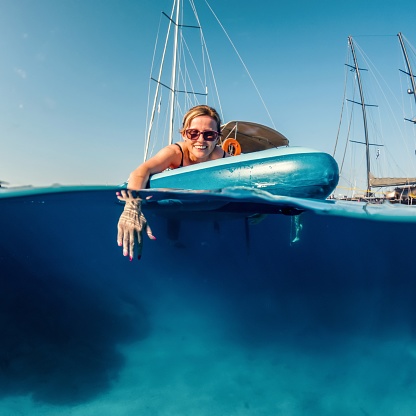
<box><xmin>174</xmin><ymin>142</ymin><xmax>226</xmax><ymax>167</ymax></box>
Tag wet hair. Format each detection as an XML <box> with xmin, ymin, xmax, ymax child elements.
<box><xmin>180</xmin><ymin>105</ymin><xmax>222</xmax><ymax>135</ymax></box>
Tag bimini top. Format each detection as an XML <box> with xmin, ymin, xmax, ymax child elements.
<box><xmin>220</xmin><ymin>121</ymin><xmax>289</xmax><ymax>153</ymax></box>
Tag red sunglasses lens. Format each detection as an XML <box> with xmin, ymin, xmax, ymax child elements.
<box><xmin>186</xmin><ymin>129</ymin><xmax>218</xmax><ymax>141</ymax></box>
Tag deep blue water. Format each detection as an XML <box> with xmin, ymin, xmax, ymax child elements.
<box><xmin>1</xmin><ymin>188</ymin><xmax>416</xmax><ymax>415</ymax></box>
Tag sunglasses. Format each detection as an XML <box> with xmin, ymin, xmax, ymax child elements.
<box><xmin>185</xmin><ymin>129</ymin><xmax>220</xmax><ymax>142</ymax></box>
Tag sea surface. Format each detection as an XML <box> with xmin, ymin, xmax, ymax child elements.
<box><xmin>1</xmin><ymin>186</ymin><xmax>416</xmax><ymax>415</ymax></box>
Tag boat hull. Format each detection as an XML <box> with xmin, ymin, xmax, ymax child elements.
<box><xmin>149</xmin><ymin>147</ymin><xmax>339</xmax><ymax>199</ymax></box>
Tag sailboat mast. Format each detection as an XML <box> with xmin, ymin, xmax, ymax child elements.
<box><xmin>348</xmin><ymin>36</ymin><xmax>372</xmax><ymax>197</ymax></box>
<box><xmin>168</xmin><ymin>0</ymin><xmax>181</xmax><ymax>145</ymax></box>
<box><xmin>398</xmin><ymin>32</ymin><xmax>416</xmax><ymax>115</ymax></box>
<box><xmin>143</xmin><ymin>6</ymin><xmax>175</xmax><ymax>162</ymax></box>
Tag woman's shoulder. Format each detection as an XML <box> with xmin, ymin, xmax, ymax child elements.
<box><xmin>143</xmin><ymin>143</ymin><xmax>183</xmax><ymax>168</ymax></box>
<box><xmin>165</xmin><ymin>143</ymin><xmax>184</xmax><ymax>168</ymax></box>
<box><xmin>154</xmin><ymin>143</ymin><xmax>183</xmax><ymax>157</ymax></box>
<box><xmin>166</xmin><ymin>142</ymin><xmax>183</xmax><ymax>153</ymax></box>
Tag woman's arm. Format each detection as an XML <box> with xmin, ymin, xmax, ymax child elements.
<box><xmin>127</xmin><ymin>145</ymin><xmax>181</xmax><ymax>190</ymax></box>
<box><xmin>117</xmin><ymin>144</ymin><xmax>181</xmax><ymax>261</ymax></box>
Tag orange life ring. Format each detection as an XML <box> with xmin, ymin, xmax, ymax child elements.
<box><xmin>222</xmin><ymin>138</ymin><xmax>242</xmax><ymax>156</ymax></box>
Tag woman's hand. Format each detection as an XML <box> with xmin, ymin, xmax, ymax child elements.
<box><xmin>116</xmin><ymin>190</ymin><xmax>156</xmax><ymax>261</ymax></box>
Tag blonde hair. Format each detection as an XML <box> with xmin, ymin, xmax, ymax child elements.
<box><xmin>180</xmin><ymin>105</ymin><xmax>222</xmax><ymax>135</ymax></box>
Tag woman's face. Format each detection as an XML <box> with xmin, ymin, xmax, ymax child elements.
<box><xmin>182</xmin><ymin>115</ymin><xmax>219</xmax><ymax>160</ymax></box>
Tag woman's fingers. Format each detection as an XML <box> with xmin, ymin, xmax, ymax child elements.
<box><xmin>128</xmin><ymin>227</ymin><xmax>135</xmax><ymax>261</ymax></box>
<box><xmin>122</xmin><ymin>228</ymin><xmax>130</xmax><ymax>257</ymax></box>
<box><xmin>116</xmin><ymin>189</ymin><xmax>142</xmax><ymax>203</ymax></box>
<box><xmin>116</xmin><ymin>189</ymin><xmax>129</xmax><ymax>202</ymax></box>
<box><xmin>145</xmin><ymin>222</ymin><xmax>156</xmax><ymax>240</ymax></box>
<box><xmin>117</xmin><ymin>223</ymin><xmax>123</xmax><ymax>247</ymax></box>
<box><xmin>136</xmin><ymin>230</ymin><xmax>143</xmax><ymax>261</ymax></box>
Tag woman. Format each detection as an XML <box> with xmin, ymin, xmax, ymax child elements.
<box><xmin>117</xmin><ymin>105</ymin><xmax>229</xmax><ymax>261</ymax></box>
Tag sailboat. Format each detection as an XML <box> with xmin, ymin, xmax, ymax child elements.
<box><xmin>142</xmin><ymin>0</ymin><xmax>339</xmax><ymax>200</ymax></box>
<box><xmin>333</xmin><ymin>34</ymin><xmax>416</xmax><ymax>204</ymax></box>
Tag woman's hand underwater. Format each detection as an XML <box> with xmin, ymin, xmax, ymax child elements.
<box><xmin>116</xmin><ymin>190</ymin><xmax>156</xmax><ymax>261</ymax></box>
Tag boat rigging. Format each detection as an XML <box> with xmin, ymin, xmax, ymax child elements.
<box><xmin>334</xmin><ymin>33</ymin><xmax>416</xmax><ymax>203</ymax></box>
<box><xmin>398</xmin><ymin>32</ymin><xmax>416</xmax><ymax>125</ymax></box>
<box><xmin>144</xmin><ymin>0</ymin><xmax>277</xmax><ymax>162</ymax></box>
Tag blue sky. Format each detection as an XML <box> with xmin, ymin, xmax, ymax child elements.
<box><xmin>1</xmin><ymin>0</ymin><xmax>415</xmax><ymax>188</ymax></box>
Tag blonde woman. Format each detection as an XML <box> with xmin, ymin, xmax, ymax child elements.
<box><xmin>117</xmin><ymin>105</ymin><xmax>229</xmax><ymax>261</ymax></box>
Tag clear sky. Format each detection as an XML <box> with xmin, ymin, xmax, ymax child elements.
<box><xmin>1</xmin><ymin>0</ymin><xmax>415</xmax><ymax>188</ymax></box>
